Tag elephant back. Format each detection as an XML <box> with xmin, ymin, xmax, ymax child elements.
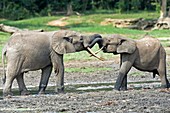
<box><xmin>136</xmin><ymin>35</ymin><xmax>161</xmax><ymax>63</ymax></box>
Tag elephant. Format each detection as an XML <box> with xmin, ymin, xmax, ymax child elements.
<box><xmin>95</xmin><ymin>34</ymin><xmax>170</xmax><ymax>91</ymax></box>
<box><xmin>2</xmin><ymin>30</ymin><xmax>103</xmax><ymax>97</ymax></box>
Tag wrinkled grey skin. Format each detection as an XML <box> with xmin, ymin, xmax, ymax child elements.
<box><xmin>2</xmin><ymin>30</ymin><xmax>102</xmax><ymax>97</ymax></box>
<box><xmin>98</xmin><ymin>34</ymin><xmax>169</xmax><ymax>91</ymax></box>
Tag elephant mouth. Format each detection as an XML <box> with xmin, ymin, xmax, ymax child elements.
<box><xmin>113</xmin><ymin>51</ymin><xmax>118</xmax><ymax>55</ymax></box>
<box><xmin>103</xmin><ymin>49</ymin><xmax>117</xmax><ymax>54</ymax></box>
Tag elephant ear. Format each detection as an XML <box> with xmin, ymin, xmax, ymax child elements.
<box><xmin>117</xmin><ymin>39</ymin><xmax>136</xmax><ymax>54</ymax></box>
<box><xmin>51</xmin><ymin>31</ymin><xmax>76</xmax><ymax>54</ymax></box>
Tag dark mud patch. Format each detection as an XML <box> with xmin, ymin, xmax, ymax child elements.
<box><xmin>0</xmin><ymin>89</ymin><xmax>170</xmax><ymax>113</ymax></box>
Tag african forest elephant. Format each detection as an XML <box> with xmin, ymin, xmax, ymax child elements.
<box><xmin>97</xmin><ymin>34</ymin><xmax>170</xmax><ymax>91</ymax></box>
<box><xmin>2</xmin><ymin>30</ymin><xmax>102</xmax><ymax>97</ymax></box>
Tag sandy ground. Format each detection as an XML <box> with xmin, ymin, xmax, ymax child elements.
<box><xmin>0</xmin><ymin>51</ymin><xmax>170</xmax><ymax>113</ymax></box>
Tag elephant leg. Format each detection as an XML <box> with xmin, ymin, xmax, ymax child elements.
<box><xmin>120</xmin><ymin>74</ymin><xmax>127</xmax><ymax>90</ymax></box>
<box><xmin>55</xmin><ymin>56</ymin><xmax>64</xmax><ymax>93</ymax></box>
<box><xmin>158</xmin><ymin>60</ymin><xmax>169</xmax><ymax>88</ymax></box>
<box><xmin>115</xmin><ymin>72</ymin><xmax>130</xmax><ymax>91</ymax></box>
<box><xmin>38</xmin><ymin>66</ymin><xmax>52</xmax><ymax>94</ymax></box>
<box><xmin>3</xmin><ymin>65</ymin><xmax>18</xmax><ymax>97</ymax></box>
<box><xmin>3</xmin><ymin>71</ymin><xmax>15</xmax><ymax>97</ymax></box>
<box><xmin>51</xmin><ymin>53</ymin><xmax>64</xmax><ymax>93</ymax></box>
<box><xmin>157</xmin><ymin>48</ymin><xmax>170</xmax><ymax>88</ymax></box>
<box><xmin>3</xmin><ymin>58</ymin><xmax>22</xmax><ymax>97</ymax></box>
<box><xmin>16</xmin><ymin>73</ymin><xmax>30</xmax><ymax>95</ymax></box>
<box><xmin>119</xmin><ymin>56</ymin><xmax>127</xmax><ymax>90</ymax></box>
<box><xmin>55</xmin><ymin>58</ymin><xmax>64</xmax><ymax>93</ymax></box>
<box><xmin>114</xmin><ymin>54</ymin><xmax>133</xmax><ymax>91</ymax></box>
<box><xmin>3</xmin><ymin>56</ymin><xmax>24</xmax><ymax>97</ymax></box>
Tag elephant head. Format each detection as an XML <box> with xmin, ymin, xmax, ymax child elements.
<box><xmin>97</xmin><ymin>34</ymin><xmax>136</xmax><ymax>55</ymax></box>
<box><xmin>51</xmin><ymin>30</ymin><xmax>103</xmax><ymax>60</ymax></box>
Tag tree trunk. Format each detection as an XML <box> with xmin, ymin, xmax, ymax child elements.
<box><xmin>82</xmin><ymin>0</ymin><xmax>88</xmax><ymax>12</ymax></box>
<box><xmin>168</xmin><ymin>8</ymin><xmax>170</xmax><ymax>17</ymax></box>
<box><xmin>67</xmin><ymin>2</ymin><xmax>73</xmax><ymax>16</ymax></box>
<box><xmin>160</xmin><ymin>0</ymin><xmax>167</xmax><ymax>18</ymax></box>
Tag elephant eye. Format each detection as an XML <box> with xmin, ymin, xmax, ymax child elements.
<box><xmin>63</xmin><ymin>37</ymin><xmax>73</xmax><ymax>43</ymax></box>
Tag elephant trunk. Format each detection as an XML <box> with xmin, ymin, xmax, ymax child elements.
<box><xmin>88</xmin><ymin>37</ymin><xmax>103</xmax><ymax>48</ymax></box>
<box><xmin>84</xmin><ymin>34</ymin><xmax>105</xmax><ymax>61</ymax></box>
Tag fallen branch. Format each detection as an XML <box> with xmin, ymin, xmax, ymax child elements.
<box><xmin>0</xmin><ymin>24</ymin><xmax>43</xmax><ymax>34</ymax></box>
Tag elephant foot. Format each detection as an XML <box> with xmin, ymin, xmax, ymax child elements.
<box><xmin>20</xmin><ymin>90</ymin><xmax>30</xmax><ymax>95</ymax></box>
<box><xmin>3</xmin><ymin>92</ymin><xmax>13</xmax><ymax>99</ymax></box>
<box><xmin>120</xmin><ymin>87</ymin><xmax>128</xmax><ymax>91</ymax></box>
<box><xmin>113</xmin><ymin>87</ymin><xmax>120</xmax><ymax>92</ymax></box>
<box><xmin>159</xmin><ymin>88</ymin><xmax>170</xmax><ymax>93</ymax></box>
<box><xmin>38</xmin><ymin>90</ymin><xmax>45</xmax><ymax>95</ymax></box>
<box><xmin>55</xmin><ymin>88</ymin><xmax>64</xmax><ymax>94</ymax></box>
<box><xmin>120</xmin><ymin>89</ymin><xmax>128</xmax><ymax>91</ymax></box>
<box><xmin>114</xmin><ymin>85</ymin><xmax>121</xmax><ymax>91</ymax></box>
<box><xmin>161</xmin><ymin>84</ymin><xmax>169</xmax><ymax>88</ymax></box>
<box><xmin>168</xmin><ymin>84</ymin><xmax>170</xmax><ymax>88</ymax></box>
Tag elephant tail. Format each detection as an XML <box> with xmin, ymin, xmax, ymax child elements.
<box><xmin>2</xmin><ymin>45</ymin><xmax>7</xmax><ymax>84</ymax></box>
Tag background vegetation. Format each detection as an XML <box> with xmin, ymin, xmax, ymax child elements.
<box><xmin>0</xmin><ymin>0</ymin><xmax>169</xmax><ymax>20</ymax></box>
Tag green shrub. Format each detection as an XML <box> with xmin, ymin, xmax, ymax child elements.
<box><xmin>0</xmin><ymin>2</ymin><xmax>31</xmax><ymax>20</ymax></box>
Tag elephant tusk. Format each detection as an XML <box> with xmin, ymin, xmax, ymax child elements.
<box><xmin>87</xmin><ymin>47</ymin><xmax>105</xmax><ymax>61</ymax></box>
<box><xmin>90</xmin><ymin>46</ymin><xmax>104</xmax><ymax>57</ymax></box>
<box><xmin>95</xmin><ymin>46</ymin><xmax>105</xmax><ymax>54</ymax></box>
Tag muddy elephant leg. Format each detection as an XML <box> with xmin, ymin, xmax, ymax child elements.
<box><xmin>38</xmin><ymin>66</ymin><xmax>52</xmax><ymax>94</ymax></box>
<box><xmin>158</xmin><ymin>68</ymin><xmax>169</xmax><ymax>88</ymax></box>
<box><xmin>3</xmin><ymin>70</ymin><xmax>16</xmax><ymax>97</ymax></box>
<box><xmin>114</xmin><ymin>54</ymin><xmax>133</xmax><ymax>91</ymax></box>
<box><xmin>55</xmin><ymin>58</ymin><xmax>64</xmax><ymax>93</ymax></box>
<box><xmin>16</xmin><ymin>73</ymin><xmax>30</xmax><ymax>95</ymax></box>
<box><xmin>120</xmin><ymin>74</ymin><xmax>127</xmax><ymax>90</ymax></box>
<box><xmin>119</xmin><ymin>56</ymin><xmax>127</xmax><ymax>90</ymax></box>
<box><xmin>115</xmin><ymin>72</ymin><xmax>129</xmax><ymax>91</ymax></box>
<box><xmin>158</xmin><ymin>53</ymin><xmax>169</xmax><ymax>88</ymax></box>
<box><xmin>3</xmin><ymin>56</ymin><xmax>24</xmax><ymax>97</ymax></box>
<box><xmin>51</xmin><ymin>53</ymin><xmax>64</xmax><ymax>93</ymax></box>
<box><xmin>54</xmin><ymin>55</ymin><xmax>64</xmax><ymax>93</ymax></box>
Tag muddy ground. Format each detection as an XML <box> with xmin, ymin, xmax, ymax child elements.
<box><xmin>0</xmin><ymin>52</ymin><xmax>170</xmax><ymax>113</ymax></box>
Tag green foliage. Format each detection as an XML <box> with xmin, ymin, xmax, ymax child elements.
<box><xmin>152</xmin><ymin>1</ymin><xmax>161</xmax><ymax>13</ymax></box>
<box><xmin>0</xmin><ymin>32</ymin><xmax>10</xmax><ymax>60</ymax></box>
<box><xmin>0</xmin><ymin>32</ymin><xmax>10</xmax><ymax>43</ymax></box>
<box><xmin>131</xmin><ymin>0</ymin><xmax>141</xmax><ymax>12</ymax></box>
<box><xmin>0</xmin><ymin>0</ymin><xmax>167</xmax><ymax>20</ymax></box>
<box><xmin>116</xmin><ymin>0</ymin><xmax>130</xmax><ymax>13</ymax></box>
<box><xmin>0</xmin><ymin>2</ymin><xmax>31</xmax><ymax>20</ymax></box>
